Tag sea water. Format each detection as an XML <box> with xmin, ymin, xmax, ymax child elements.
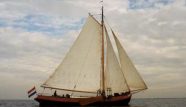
<box><xmin>0</xmin><ymin>98</ymin><xmax>186</xmax><ymax>107</ymax></box>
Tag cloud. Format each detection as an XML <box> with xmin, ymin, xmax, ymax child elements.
<box><xmin>0</xmin><ymin>27</ymin><xmax>80</xmax><ymax>99</ymax></box>
<box><xmin>0</xmin><ymin>13</ymin><xmax>85</xmax><ymax>36</ymax></box>
<box><xmin>128</xmin><ymin>0</ymin><xmax>175</xmax><ymax>9</ymax></box>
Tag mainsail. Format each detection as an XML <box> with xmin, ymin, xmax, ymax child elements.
<box><xmin>112</xmin><ymin>30</ymin><xmax>147</xmax><ymax>92</ymax></box>
<box><xmin>43</xmin><ymin>15</ymin><xmax>102</xmax><ymax>93</ymax></box>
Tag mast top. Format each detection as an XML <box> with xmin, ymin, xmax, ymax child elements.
<box><xmin>99</xmin><ymin>0</ymin><xmax>104</xmax><ymax>24</ymax></box>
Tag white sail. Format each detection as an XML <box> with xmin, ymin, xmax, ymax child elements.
<box><xmin>43</xmin><ymin>15</ymin><xmax>102</xmax><ymax>93</ymax></box>
<box><xmin>105</xmin><ymin>27</ymin><xmax>129</xmax><ymax>94</ymax></box>
<box><xmin>112</xmin><ymin>30</ymin><xmax>147</xmax><ymax>91</ymax></box>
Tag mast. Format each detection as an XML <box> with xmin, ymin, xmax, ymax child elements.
<box><xmin>101</xmin><ymin>4</ymin><xmax>105</xmax><ymax>96</ymax></box>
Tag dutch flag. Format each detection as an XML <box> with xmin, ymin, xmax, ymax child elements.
<box><xmin>28</xmin><ymin>86</ymin><xmax>37</xmax><ymax>98</ymax></box>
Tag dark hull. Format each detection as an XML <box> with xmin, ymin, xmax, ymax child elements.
<box><xmin>35</xmin><ymin>94</ymin><xmax>131</xmax><ymax>106</ymax></box>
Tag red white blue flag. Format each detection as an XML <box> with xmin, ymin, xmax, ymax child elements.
<box><xmin>28</xmin><ymin>86</ymin><xmax>37</xmax><ymax>98</ymax></box>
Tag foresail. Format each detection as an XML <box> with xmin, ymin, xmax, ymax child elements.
<box><xmin>105</xmin><ymin>27</ymin><xmax>129</xmax><ymax>94</ymax></box>
<box><xmin>43</xmin><ymin>15</ymin><xmax>102</xmax><ymax>92</ymax></box>
<box><xmin>112</xmin><ymin>30</ymin><xmax>147</xmax><ymax>91</ymax></box>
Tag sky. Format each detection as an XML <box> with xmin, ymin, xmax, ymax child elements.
<box><xmin>0</xmin><ymin>0</ymin><xmax>186</xmax><ymax>99</ymax></box>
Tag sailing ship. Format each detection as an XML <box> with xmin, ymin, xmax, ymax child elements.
<box><xmin>35</xmin><ymin>6</ymin><xmax>147</xmax><ymax>106</ymax></box>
